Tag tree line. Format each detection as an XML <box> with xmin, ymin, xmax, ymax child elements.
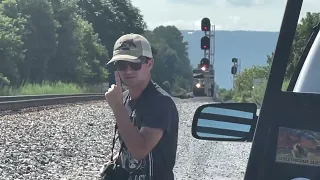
<box><xmin>218</xmin><ymin>12</ymin><xmax>320</xmax><ymax>107</ymax></box>
<box><xmin>0</xmin><ymin>0</ymin><xmax>193</xmax><ymax>95</ymax></box>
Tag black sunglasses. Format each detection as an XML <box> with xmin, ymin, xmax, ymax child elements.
<box><xmin>114</xmin><ymin>57</ymin><xmax>149</xmax><ymax>71</ymax></box>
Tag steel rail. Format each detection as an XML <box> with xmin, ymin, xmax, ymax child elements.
<box><xmin>0</xmin><ymin>94</ymin><xmax>105</xmax><ymax>111</ymax></box>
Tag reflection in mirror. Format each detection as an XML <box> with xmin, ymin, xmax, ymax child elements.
<box><xmin>196</xmin><ymin>106</ymin><xmax>255</xmax><ymax>140</ymax></box>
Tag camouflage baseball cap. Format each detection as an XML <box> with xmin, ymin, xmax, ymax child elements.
<box><xmin>107</xmin><ymin>33</ymin><xmax>153</xmax><ymax>65</ymax></box>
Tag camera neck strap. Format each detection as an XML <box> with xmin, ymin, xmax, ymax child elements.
<box><xmin>110</xmin><ymin>93</ymin><xmax>132</xmax><ymax>162</ymax></box>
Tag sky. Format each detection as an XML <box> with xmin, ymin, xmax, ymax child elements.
<box><xmin>131</xmin><ymin>0</ymin><xmax>320</xmax><ymax>31</ymax></box>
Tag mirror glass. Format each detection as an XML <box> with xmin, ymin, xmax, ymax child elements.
<box><xmin>195</xmin><ymin>106</ymin><xmax>255</xmax><ymax>140</ymax></box>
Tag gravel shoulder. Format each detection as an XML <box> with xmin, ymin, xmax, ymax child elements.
<box><xmin>173</xmin><ymin>100</ymin><xmax>251</xmax><ymax>180</ymax></box>
<box><xmin>0</xmin><ymin>99</ymin><xmax>251</xmax><ymax>180</ymax></box>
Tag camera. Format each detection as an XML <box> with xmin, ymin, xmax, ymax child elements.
<box><xmin>100</xmin><ymin>162</ymin><xmax>129</xmax><ymax>180</ymax></box>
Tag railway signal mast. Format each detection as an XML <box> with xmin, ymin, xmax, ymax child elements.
<box><xmin>193</xmin><ymin>17</ymin><xmax>216</xmax><ymax>97</ymax></box>
<box><xmin>231</xmin><ymin>58</ymin><xmax>241</xmax><ymax>89</ymax></box>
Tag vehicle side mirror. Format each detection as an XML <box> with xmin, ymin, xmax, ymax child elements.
<box><xmin>191</xmin><ymin>103</ymin><xmax>258</xmax><ymax>142</ymax></box>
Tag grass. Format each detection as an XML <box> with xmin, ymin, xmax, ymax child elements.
<box><xmin>0</xmin><ymin>81</ymin><xmax>100</xmax><ymax>96</ymax></box>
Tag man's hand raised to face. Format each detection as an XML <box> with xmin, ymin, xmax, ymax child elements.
<box><xmin>105</xmin><ymin>71</ymin><xmax>123</xmax><ymax>110</ymax></box>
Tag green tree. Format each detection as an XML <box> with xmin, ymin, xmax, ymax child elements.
<box><xmin>74</xmin><ymin>17</ymin><xmax>109</xmax><ymax>84</ymax></box>
<box><xmin>151</xmin><ymin>25</ymin><xmax>193</xmax><ymax>91</ymax></box>
<box><xmin>48</xmin><ymin>0</ymin><xmax>108</xmax><ymax>84</ymax></box>
<box><xmin>249</xmin><ymin>79</ymin><xmax>267</xmax><ymax>108</ymax></box>
<box><xmin>286</xmin><ymin>12</ymin><xmax>320</xmax><ymax>79</ymax></box>
<box><xmin>232</xmin><ymin>65</ymin><xmax>269</xmax><ymax>100</ymax></box>
<box><xmin>0</xmin><ymin>0</ymin><xmax>193</xmax><ymax>96</ymax></box>
<box><xmin>262</xmin><ymin>13</ymin><xmax>320</xmax><ymax>81</ymax></box>
<box><xmin>0</xmin><ymin>0</ymin><xmax>110</xmax><ymax>86</ymax></box>
<box><xmin>77</xmin><ymin>0</ymin><xmax>147</xmax><ymax>57</ymax></box>
<box><xmin>231</xmin><ymin>12</ymin><xmax>319</xmax><ymax>105</ymax></box>
<box><xmin>0</xmin><ymin>0</ymin><xmax>27</xmax><ymax>85</ymax></box>
<box><xmin>218</xmin><ymin>88</ymin><xmax>234</xmax><ymax>102</ymax></box>
<box><xmin>17</xmin><ymin>0</ymin><xmax>58</xmax><ymax>83</ymax></box>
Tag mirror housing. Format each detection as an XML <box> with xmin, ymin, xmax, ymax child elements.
<box><xmin>191</xmin><ymin>103</ymin><xmax>258</xmax><ymax>142</ymax></box>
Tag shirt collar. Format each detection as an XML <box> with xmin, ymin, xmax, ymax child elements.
<box><xmin>128</xmin><ymin>79</ymin><xmax>155</xmax><ymax>107</ymax></box>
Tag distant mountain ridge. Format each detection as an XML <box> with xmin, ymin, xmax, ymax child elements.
<box><xmin>180</xmin><ymin>30</ymin><xmax>279</xmax><ymax>89</ymax></box>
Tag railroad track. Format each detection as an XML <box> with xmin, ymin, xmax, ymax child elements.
<box><xmin>0</xmin><ymin>90</ymin><xmax>196</xmax><ymax>111</ymax></box>
<box><xmin>0</xmin><ymin>93</ymin><xmax>105</xmax><ymax>111</ymax></box>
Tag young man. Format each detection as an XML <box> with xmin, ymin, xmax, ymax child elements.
<box><xmin>103</xmin><ymin>33</ymin><xmax>179</xmax><ymax>180</ymax></box>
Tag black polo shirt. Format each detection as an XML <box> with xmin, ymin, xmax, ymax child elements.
<box><xmin>117</xmin><ymin>80</ymin><xmax>179</xmax><ymax>180</ymax></box>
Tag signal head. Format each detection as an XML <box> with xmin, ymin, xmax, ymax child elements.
<box><xmin>201</xmin><ymin>36</ymin><xmax>210</xmax><ymax>50</ymax></box>
<box><xmin>200</xmin><ymin>58</ymin><xmax>210</xmax><ymax>71</ymax></box>
<box><xmin>201</xmin><ymin>17</ymin><xmax>211</xmax><ymax>31</ymax></box>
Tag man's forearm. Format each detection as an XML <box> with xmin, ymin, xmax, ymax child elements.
<box><xmin>111</xmin><ymin>104</ymin><xmax>147</xmax><ymax>160</ymax></box>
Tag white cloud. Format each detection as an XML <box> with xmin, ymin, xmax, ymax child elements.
<box><xmin>228</xmin><ymin>16</ymin><xmax>240</xmax><ymax>24</ymax></box>
<box><xmin>131</xmin><ymin>0</ymin><xmax>320</xmax><ymax>31</ymax></box>
<box><xmin>147</xmin><ymin>20</ymin><xmax>196</xmax><ymax>30</ymax></box>
<box><xmin>167</xmin><ymin>0</ymin><xmax>214</xmax><ymax>5</ymax></box>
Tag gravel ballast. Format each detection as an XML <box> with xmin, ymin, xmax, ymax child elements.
<box><xmin>0</xmin><ymin>98</ymin><xmax>251</xmax><ymax>180</ymax></box>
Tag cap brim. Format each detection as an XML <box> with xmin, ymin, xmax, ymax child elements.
<box><xmin>107</xmin><ymin>54</ymin><xmax>141</xmax><ymax>65</ymax></box>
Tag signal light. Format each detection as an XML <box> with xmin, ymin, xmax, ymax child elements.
<box><xmin>200</xmin><ymin>58</ymin><xmax>210</xmax><ymax>71</ymax></box>
<box><xmin>232</xmin><ymin>58</ymin><xmax>238</xmax><ymax>63</ymax></box>
<box><xmin>201</xmin><ymin>17</ymin><xmax>211</xmax><ymax>31</ymax></box>
<box><xmin>231</xmin><ymin>66</ymin><xmax>237</xmax><ymax>74</ymax></box>
<box><xmin>201</xmin><ymin>36</ymin><xmax>210</xmax><ymax>50</ymax></box>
